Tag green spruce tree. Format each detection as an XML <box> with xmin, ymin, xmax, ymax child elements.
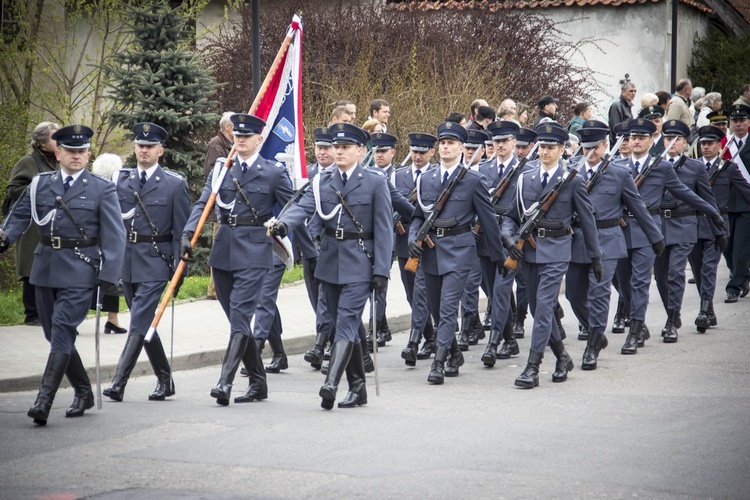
<box><xmin>105</xmin><ymin>3</ymin><xmax>218</xmax><ymax>198</ymax></box>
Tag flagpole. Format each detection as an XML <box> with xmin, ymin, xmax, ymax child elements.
<box><xmin>146</xmin><ymin>20</ymin><xmax>300</xmax><ymax>342</ymax></box>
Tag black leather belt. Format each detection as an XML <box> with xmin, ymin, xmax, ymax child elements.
<box><xmin>40</xmin><ymin>235</ymin><xmax>99</xmax><ymax>249</ymax></box>
<box><xmin>661</xmin><ymin>209</ymin><xmax>697</xmax><ymax>219</ymax></box>
<box><xmin>531</xmin><ymin>226</ymin><xmax>570</xmax><ymax>238</ymax></box>
<box><xmin>494</xmin><ymin>206</ymin><xmax>508</xmax><ymax>214</ymax></box>
<box><xmin>428</xmin><ymin>224</ymin><xmax>472</xmax><ymax>238</ymax></box>
<box><xmin>220</xmin><ymin>215</ymin><xmax>267</xmax><ymax>227</ymax></box>
<box><xmin>128</xmin><ymin>232</ymin><xmax>172</xmax><ymax>243</ymax></box>
<box><xmin>572</xmin><ymin>218</ymin><xmax>620</xmax><ymax>229</ymax></box>
<box><xmin>628</xmin><ymin>208</ymin><xmax>660</xmax><ymax>217</ymax></box>
<box><xmin>324</xmin><ymin>227</ymin><xmax>374</xmax><ymax>240</ymax></box>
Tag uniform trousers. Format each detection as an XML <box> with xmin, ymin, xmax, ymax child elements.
<box><xmin>688</xmin><ymin>239</ymin><xmax>722</xmax><ymax>301</ymax></box>
<box><xmin>425</xmin><ymin>269</ymin><xmax>470</xmax><ymax>348</ymax></box>
<box><xmin>460</xmin><ymin>259</ymin><xmax>482</xmax><ymax>316</ymax></box>
<box><xmin>302</xmin><ymin>255</ymin><xmax>319</xmax><ymax>311</ymax></box>
<box><xmin>491</xmin><ymin>266</ymin><xmax>517</xmax><ymax>331</ymax></box>
<box><xmin>523</xmin><ymin>261</ymin><xmax>568</xmax><ymax>353</ymax></box>
<box><xmin>36</xmin><ymin>286</ymin><xmax>92</xmax><ymax>354</ymax></box>
<box><xmin>123</xmin><ymin>280</ymin><xmax>166</xmax><ymax>337</ymax></box>
<box><xmin>479</xmin><ymin>255</ymin><xmax>496</xmax><ymax>303</ymax></box>
<box><xmin>316</xmin><ymin>281</ymin><xmax>334</xmax><ymax>338</ymax></box>
<box><xmin>615</xmin><ymin>247</ymin><xmax>656</xmax><ymax>322</ymax></box>
<box><xmin>654</xmin><ymin>242</ymin><xmax>695</xmax><ymax>311</ymax></box>
<box><xmin>586</xmin><ymin>258</ymin><xmax>619</xmax><ymax>335</ymax></box>
<box><xmin>213</xmin><ymin>267</ymin><xmax>268</xmax><ymax>337</ymax></box>
<box><xmin>565</xmin><ymin>262</ymin><xmax>591</xmax><ymax>330</ymax></box>
<box><xmin>724</xmin><ymin>212</ymin><xmax>750</xmax><ymax>294</ymax></box>
<box><xmin>322</xmin><ymin>281</ymin><xmax>371</xmax><ymax>343</ymax></box>
<box><xmin>253</xmin><ymin>259</ymin><xmax>286</xmax><ymax>341</ymax></box>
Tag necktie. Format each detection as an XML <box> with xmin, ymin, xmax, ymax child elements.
<box><xmin>414</xmin><ymin>169</ymin><xmax>421</xmax><ymax>183</ymax></box>
<box><xmin>63</xmin><ymin>176</ymin><xmax>73</xmax><ymax>192</ymax></box>
<box><xmin>634</xmin><ymin>161</ymin><xmax>640</xmax><ymax>175</ymax></box>
<box><xmin>669</xmin><ymin>158</ymin><xmax>675</xmax><ymax>164</ymax></box>
<box><xmin>241</xmin><ymin>162</ymin><xmax>248</xmax><ymax>174</ymax></box>
<box><xmin>342</xmin><ymin>172</ymin><xmax>348</xmax><ymax>186</ymax></box>
<box><xmin>442</xmin><ymin>171</ymin><xmax>449</xmax><ymax>187</ymax></box>
<box><xmin>738</xmin><ymin>139</ymin><xmax>744</xmax><ymax>151</ymax></box>
<box><xmin>541</xmin><ymin>172</ymin><xmax>548</xmax><ymax>189</ymax></box>
<box><xmin>588</xmin><ymin>169</ymin><xmax>594</xmax><ymax>181</ymax></box>
<box><xmin>140</xmin><ymin>170</ymin><xmax>147</xmax><ymax>188</ymax></box>
<box><xmin>706</xmin><ymin>161</ymin><xmax>712</xmax><ymax>172</ymax></box>
<box><xmin>498</xmin><ymin>162</ymin><xmax>504</xmax><ymax>179</ymax></box>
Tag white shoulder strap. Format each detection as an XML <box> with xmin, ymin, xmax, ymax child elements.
<box><xmin>211</xmin><ymin>161</ymin><xmax>235</xmax><ymax>211</ymax></box>
<box><xmin>312</xmin><ymin>172</ymin><xmax>342</xmax><ymax>221</ymax></box>
<box><xmin>29</xmin><ymin>175</ymin><xmax>56</xmax><ymax>226</ymax></box>
<box><xmin>416</xmin><ymin>171</ymin><xmax>434</xmax><ymax>213</ymax></box>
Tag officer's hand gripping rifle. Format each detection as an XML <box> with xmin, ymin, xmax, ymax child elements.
<box><xmin>709</xmin><ymin>134</ymin><xmax>738</xmax><ymax>186</ymax></box>
<box><xmin>585</xmin><ymin>135</ymin><xmax>625</xmax><ymax>192</ymax></box>
<box><xmin>634</xmin><ymin>136</ymin><xmax>679</xmax><ymax>189</ymax></box>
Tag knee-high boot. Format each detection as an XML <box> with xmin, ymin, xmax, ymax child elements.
<box><xmin>65</xmin><ymin>349</ymin><xmax>94</xmax><ymax>417</ymax></box>
<box><xmin>28</xmin><ymin>352</ymin><xmax>70</xmax><ymax>425</ymax></box>
<box><xmin>210</xmin><ymin>333</ymin><xmax>249</xmax><ymax>406</ymax></box>
<box><xmin>143</xmin><ymin>334</ymin><xmax>175</xmax><ymax>401</ymax></box>
<box><xmin>234</xmin><ymin>334</ymin><xmax>268</xmax><ymax>403</ymax></box>
<box><xmin>338</xmin><ymin>342</ymin><xmax>367</xmax><ymax>408</ymax></box>
<box><xmin>103</xmin><ymin>335</ymin><xmax>144</xmax><ymax>401</ymax></box>
<box><xmin>319</xmin><ymin>341</ymin><xmax>354</xmax><ymax>410</ymax></box>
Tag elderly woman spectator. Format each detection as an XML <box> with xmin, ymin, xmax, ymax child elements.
<box><xmin>640</xmin><ymin>93</ymin><xmax>659</xmax><ymax>109</ymax></box>
<box><xmin>696</xmin><ymin>92</ymin><xmax>723</xmax><ymax>128</ymax></box>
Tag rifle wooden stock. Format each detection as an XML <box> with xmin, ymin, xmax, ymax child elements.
<box><xmin>503</xmin><ymin>239</ymin><xmax>526</xmax><ymax>271</ymax></box>
<box><xmin>395</xmin><ymin>220</ymin><xmax>406</xmax><ymax>235</ymax></box>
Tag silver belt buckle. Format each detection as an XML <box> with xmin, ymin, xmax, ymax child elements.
<box><xmin>128</xmin><ymin>232</ymin><xmax>138</xmax><ymax>243</ymax></box>
<box><xmin>335</xmin><ymin>227</ymin><xmax>344</xmax><ymax>240</ymax></box>
<box><xmin>537</xmin><ymin>227</ymin><xmax>547</xmax><ymax>238</ymax></box>
<box><xmin>436</xmin><ymin>228</ymin><xmax>445</xmax><ymax>238</ymax></box>
<box><xmin>227</xmin><ymin>214</ymin><xmax>237</xmax><ymax>227</ymax></box>
<box><xmin>663</xmin><ymin>209</ymin><xmax>672</xmax><ymax>219</ymax></box>
<box><xmin>51</xmin><ymin>236</ymin><xmax>62</xmax><ymax>250</ymax></box>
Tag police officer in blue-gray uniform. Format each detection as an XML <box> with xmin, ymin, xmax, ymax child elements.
<box><xmin>654</xmin><ymin>119</ymin><xmax>722</xmax><ymax>343</ymax></box>
<box><xmin>614</xmin><ymin>118</ymin><xmax>725</xmax><ymax>355</ymax></box>
<box><xmin>502</xmin><ymin>123</ymin><xmax>600</xmax><ymax>389</ymax></box>
<box><xmin>567</xmin><ymin>121</ymin><xmax>663</xmax><ymax>370</ymax></box>
<box><xmin>0</xmin><ymin>125</ymin><xmax>125</xmax><ymax>425</ymax></box>
<box><xmin>103</xmin><ymin>122</ymin><xmax>189</xmax><ymax>402</ymax></box>
<box><xmin>269</xmin><ymin>123</ymin><xmax>393</xmax><ymax>409</ymax></box>
<box><xmin>181</xmin><ymin>113</ymin><xmax>294</xmax><ymax>406</ymax></box>
<box><xmin>408</xmin><ymin>122</ymin><xmax>504</xmax><ymax>384</ymax></box>
<box><xmin>689</xmin><ymin>125</ymin><xmax>750</xmax><ymax>330</ymax></box>
<box><xmin>457</xmin><ymin>128</ymin><xmax>491</xmax><ymax>350</ymax></box>
<box><xmin>639</xmin><ymin>105</ymin><xmax>666</xmax><ymax>157</ymax></box>
<box><xmin>397</xmin><ymin>132</ymin><xmax>439</xmax><ymax>366</ymax></box>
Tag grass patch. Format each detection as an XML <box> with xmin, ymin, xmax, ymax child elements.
<box><xmin>0</xmin><ymin>287</ymin><xmax>24</xmax><ymax>326</ymax></box>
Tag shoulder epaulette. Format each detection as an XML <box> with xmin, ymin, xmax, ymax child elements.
<box><xmin>164</xmin><ymin>170</ymin><xmax>186</xmax><ymax>180</ymax></box>
<box><xmin>38</xmin><ymin>171</ymin><xmax>56</xmax><ymax>176</ymax></box>
<box><xmin>90</xmin><ymin>172</ymin><xmax>111</xmax><ymax>183</ymax></box>
<box><xmin>366</xmin><ymin>168</ymin><xmax>384</xmax><ymax>177</ymax></box>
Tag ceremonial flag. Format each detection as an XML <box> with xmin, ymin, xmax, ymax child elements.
<box><xmin>257</xmin><ymin>15</ymin><xmax>306</xmax><ymax>188</ymax></box>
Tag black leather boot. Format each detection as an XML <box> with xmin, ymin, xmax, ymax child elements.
<box><xmin>637</xmin><ymin>323</ymin><xmax>650</xmax><ymax>347</ymax></box>
<box><xmin>475</xmin><ymin>312</ymin><xmax>486</xmax><ymax>340</ymax></box>
<box><xmin>707</xmin><ymin>302</ymin><xmax>717</xmax><ymax>327</ymax></box>
<box><xmin>514</xmin><ymin>350</ymin><xmax>543</xmax><ymax>389</ymax></box>
<box><xmin>549</xmin><ymin>340</ymin><xmax>574</xmax><ymax>382</ymax></box>
<box><xmin>235</xmin><ymin>334</ymin><xmax>268</xmax><ymax>403</ymax></box>
<box><xmin>578</xmin><ymin>323</ymin><xmax>589</xmax><ymax>341</ymax></box>
<box><xmin>376</xmin><ymin>317</ymin><xmax>392</xmax><ymax>347</ymax></box>
<box><xmin>211</xmin><ymin>333</ymin><xmax>249</xmax><ymax>406</ymax></box>
<box><xmin>304</xmin><ymin>330</ymin><xmax>327</xmax><ymax>370</ymax></box>
<box><xmin>28</xmin><ymin>352</ymin><xmax>70</xmax><ymax>425</ymax></box>
<box><xmin>497</xmin><ymin>318</ymin><xmax>519</xmax><ymax>359</ymax></box>
<box><xmin>612</xmin><ymin>298</ymin><xmax>627</xmax><ymax>333</ymax></box>
<box><xmin>265</xmin><ymin>335</ymin><xmax>288</xmax><ymax>373</ymax></box>
<box><xmin>662</xmin><ymin>309</ymin><xmax>679</xmax><ymax>343</ymax></box>
<box><xmin>338</xmin><ymin>342</ymin><xmax>367</xmax><ymax>408</ymax></box>
<box><xmin>363</xmin><ymin>349</ymin><xmax>374</xmax><ymax>374</ymax></box>
<box><xmin>64</xmin><ymin>349</ymin><xmax>94</xmax><ymax>418</ymax></box>
<box><xmin>468</xmin><ymin>312</ymin><xmax>483</xmax><ymax>344</ymax></box>
<box><xmin>143</xmin><ymin>334</ymin><xmax>175</xmax><ymax>401</ymax></box>
<box><xmin>401</xmin><ymin>328</ymin><xmax>422</xmax><ymax>367</ymax></box>
<box><xmin>695</xmin><ymin>299</ymin><xmax>711</xmax><ymax>333</ymax></box>
<box><xmin>366</xmin><ymin>319</ymin><xmax>374</xmax><ymax>353</ymax></box>
<box><xmin>427</xmin><ymin>346</ymin><xmax>449</xmax><ymax>385</ymax></box>
<box><xmin>482</xmin><ymin>303</ymin><xmax>492</xmax><ymax>331</ymax></box>
<box><xmin>554</xmin><ymin>304</ymin><xmax>566</xmax><ymax>340</ymax></box>
<box><xmin>458</xmin><ymin>314</ymin><xmax>471</xmax><ymax>351</ymax></box>
<box><xmin>320</xmin><ymin>341</ymin><xmax>354</xmax><ymax>410</ymax></box>
<box><xmin>481</xmin><ymin>329</ymin><xmax>502</xmax><ymax>367</ymax></box>
<box><xmin>621</xmin><ymin>319</ymin><xmax>643</xmax><ymax>355</ymax></box>
<box><xmin>103</xmin><ymin>335</ymin><xmax>144</xmax><ymax>401</ymax></box>
<box><xmin>513</xmin><ymin>308</ymin><xmax>526</xmax><ymax>339</ymax></box>
<box><xmin>445</xmin><ymin>337</ymin><xmax>464</xmax><ymax>377</ymax></box>
<box><xmin>582</xmin><ymin>331</ymin><xmax>607</xmax><ymax>371</ymax></box>
<box><xmin>417</xmin><ymin>322</ymin><xmax>436</xmax><ymax>360</ymax></box>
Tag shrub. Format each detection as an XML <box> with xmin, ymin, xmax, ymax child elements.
<box><xmin>688</xmin><ymin>25</ymin><xmax>750</xmax><ymax>105</ymax></box>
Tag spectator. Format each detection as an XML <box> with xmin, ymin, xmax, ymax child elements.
<box><xmin>656</xmin><ymin>90</ymin><xmax>672</xmax><ymax>112</ymax></box>
<box><xmin>469</xmin><ymin>105</ymin><xmax>495</xmax><ymax>130</ymax></box>
<box><xmin>533</xmin><ymin>95</ymin><xmax>559</xmax><ymax>128</ymax></box>
<box><xmin>3</xmin><ymin>121</ymin><xmax>59</xmax><ymax>326</ymax></box>
<box><xmin>608</xmin><ymin>74</ymin><xmax>636</xmax><ymax>141</ymax></box>
<box><xmin>640</xmin><ymin>93</ymin><xmax>658</xmax><ymax>109</ymax></box>
<box><xmin>734</xmin><ymin>84</ymin><xmax>750</xmax><ymax>107</ymax></box>
<box><xmin>203</xmin><ymin>112</ymin><xmax>234</xmax><ymax>300</ymax></box>
<box><xmin>467</xmin><ymin>98</ymin><xmax>489</xmax><ymax>129</ymax></box>
<box><xmin>691</xmin><ymin>86</ymin><xmax>706</xmax><ymax>120</ymax></box>
<box><xmin>330</xmin><ymin>105</ymin><xmax>353</xmax><ymax>125</ymax></box>
<box><xmin>567</xmin><ymin>102</ymin><xmax>592</xmax><ymax>135</ymax></box>
<box><xmin>362</xmin><ymin>118</ymin><xmax>383</xmax><ymax>134</ymax></box>
<box><xmin>697</xmin><ymin>92</ymin><xmax>723</xmax><ymax>128</ymax></box>
<box><xmin>369</xmin><ymin>99</ymin><xmax>390</xmax><ymax>132</ymax></box>
<box><xmin>89</xmin><ymin>153</ymin><xmax>127</xmax><ymax>334</ymax></box>
<box><xmin>337</xmin><ymin>100</ymin><xmax>357</xmax><ymax>122</ymax></box>
<box><xmin>665</xmin><ymin>78</ymin><xmax>695</xmax><ymax>127</ymax></box>
<box><xmin>446</xmin><ymin>112</ymin><xmax>467</xmax><ymax>127</ymax></box>
<box><xmin>516</xmin><ymin>103</ymin><xmax>531</xmax><ymax>125</ymax></box>
<box><xmin>497</xmin><ymin>105</ymin><xmax>516</xmax><ymax>122</ymax></box>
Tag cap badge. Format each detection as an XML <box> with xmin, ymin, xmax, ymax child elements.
<box><xmin>239</xmin><ymin>115</ymin><xmax>246</xmax><ymax>122</ymax></box>
<box><xmin>143</xmin><ymin>123</ymin><xmax>151</xmax><ymax>132</ymax></box>
<box><xmin>337</xmin><ymin>123</ymin><xmax>345</xmax><ymax>131</ymax></box>
<box><xmin>670</xmin><ymin>120</ymin><xmax>676</xmax><ymax>126</ymax></box>
<box><xmin>446</xmin><ymin>123</ymin><xmax>453</xmax><ymax>129</ymax></box>
<box><xmin>637</xmin><ymin>119</ymin><xmax>644</xmax><ymax>125</ymax></box>
<box><xmin>73</xmin><ymin>125</ymin><xmax>82</xmax><ymax>133</ymax></box>
<box><xmin>545</xmin><ymin>125</ymin><xmax>552</xmax><ymax>133</ymax></box>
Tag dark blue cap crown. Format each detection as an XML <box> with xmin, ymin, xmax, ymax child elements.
<box><xmin>231</xmin><ymin>113</ymin><xmax>266</xmax><ymax>135</ymax></box>
<box><xmin>627</xmin><ymin>118</ymin><xmax>657</xmax><ymax>136</ymax></box>
<box><xmin>465</xmin><ymin>129</ymin><xmax>489</xmax><ymax>147</ymax></box>
<box><xmin>437</xmin><ymin>122</ymin><xmax>468</xmax><ymax>143</ymax></box>
<box><xmin>613</xmin><ymin>121</ymin><xmax>630</xmax><ymax>137</ymax></box>
<box><xmin>330</xmin><ymin>123</ymin><xmax>369</xmax><ymax>145</ymax></box>
<box><xmin>133</xmin><ymin>122</ymin><xmax>168</xmax><ymax>145</ymax></box>
<box><xmin>578</xmin><ymin>120</ymin><xmax>609</xmax><ymax>148</ymax></box>
<box><xmin>515</xmin><ymin>127</ymin><xmax>538</xmax><ymax>146</ymax></box>
<box><xmin>408</xmin><ymin>132</ymin><xmax>437</xmax><ymax>151</ymax></box>
<box><xmin>706</xmin><ymin>110</ymin><xmax>728</xmax><ymax>123</ymax></box>
<box><xmin>662</xmin><ymin>119</ymin><xmax>690</xmax><ymax>138</ymax></box>
<box><xmin>51</xmin><ymin>124</ymin><xmax>94</xmax><ymax>149</ymax></box>
<box><xmin>698</xmin><ymin>125</ymin><xmax>724</xmax><ymax>142</ymax></box>
<box><xmin>534</xmin><ymin>122</ymin><xmax>569</xmax><ymax>145</ymax></box>
<box><xmin>729</xmin><ymin>104</ymin><xmax>750</xmax><ymax>118</ymax></box>
<box><xmin>371</xmin><ymin>132</ymin><xmax>398</xmax><ymax>150</ymax></box>
<box><xmin>487</xmin><ymin>120</ymin><xmax>520</xmax><ymax>140</ymax></box>
<box><xmin>638</xmin><ymin>105</ymin><xmax>665</xmax><ymax>120</ymax></box>
<box><xmin>313</xmin><ymin>127</ymin><xmax>333</xmax><ymax>145</ymax></box>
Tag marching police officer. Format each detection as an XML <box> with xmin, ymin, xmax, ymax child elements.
<box><xmin>181</xmin><ymin>113</ymin><xmax>294</xmax><ymax>406</ymax></box>
<box><xmin>0</xmin><ymin>125</ymin><xmax>125</xmax><ymax>425</ymax></box>
<box><xmin>502</xmin><ymin>123</ymin><xmax>600</xmax><ymax>388</ymax></box>
<box><xmin>408</xmin><ymin>122</ymin><xmax>503</xmax><ymax>384</ymax></box>
<box><xmin>724</xmin><ymin>104</ymin><xmax>750</xmax><ymax>302</ymax></box>
<box><xmin>103</xmin><ymin>123</ymin><xmax>190</xmax><ymax>402</ymax></box>
<box><xmin>269</xmin><ymin>123</ymin><xmax>393</xmax><ymax>409</ymax></box>
<box><xmin>638</xmin><ymin>105</ymin><xmax>666</xmax><ymax>156</ymax></box>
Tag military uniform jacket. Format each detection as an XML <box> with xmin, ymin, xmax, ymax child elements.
<box><xmin>2</xmin><ymin>169</ymin><xmax>125</xmax><ymax>288</ymax></box>
<box><xmin>617</xmin><ymin>156</ymin><xmax>718</xmax><ymax>249</ymax></box>
<box><xmin>115</xmin><ymin>166</ymin><xmax>190</xmax><ymax>283</ymax></box>
<box><xmin>728</xmin><ymin>145</ymin><xmax>750</xmax><ymax>213</ymax></box>
<box><xmin>392</xmin><ymin>164</ymin><xmax>433</xmax><ymax>259</ymax></box>
<box><xmin>185</xmin><ymin>155</ymin><xmax>294</xmax><ymax>271</ymax></box>
<box><xmin>503</xmin><ymin>166</ymin><xmax>600</xmax><ymax>264</ymax></box>
<box><xmin>369</xmin><ymin>164</ymin><xmax>414</xmax><ymax>223</ymax></box>
<box><xmin>706</xmin><ymin>158</ymin><xmax>750</xmax><ymax>219</ymax></box>
<box><xmin>410</xmin><ymin>166</ymin><xmax>503</xmax><ymax>275</ymax></box>
<box><xmin>649</xmin><ymin>135</ymin><xmax>665</xmax><ymax>157</ymax></box>
<box><xmin>570</xmin><ymin>162</ymin><xmax>661</xmax><ymax>262</ymax></box>
<box><xmin>281</xmin><ymin>164</ymin><xmax>393</xmax><ymax>284</ymax></box>
<box><xmin>660</xmin><ymin>156</ymin><xmax>720</xmax><ymax>244</ymax></box>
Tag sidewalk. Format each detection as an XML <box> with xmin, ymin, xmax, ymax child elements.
<box><xmin>0</xmin><ymin>262</ymin><xmax>477</xmax><ymax>392</ymax></box>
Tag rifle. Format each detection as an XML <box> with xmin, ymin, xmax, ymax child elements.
<box><xmin>634</xmin><ymin>136</ymin><xmax>680</xmax><ymax>189</ymax></box>
<box><xmin>708</xmin><ymin>134</ymin><xmax>738</xmax><ymax>186</ymax></box>
<box><xmin>503</xmin><ymin>155</ymin><xmax>590</xmax><ymax>272</ymax></box>
<box><xmin>491</xmin><ymin>142</ymin><xmax>540</xmax><ymax>206</ymax></box>
<box><xmin>585</xmin><ymin>135</ymin><xmax>625</xmax><ymax>192</ymax></box>
<box><xmin>404</xmin><ymin>148</ymin><xmax>483</xmax><ymax>273</ymax></box>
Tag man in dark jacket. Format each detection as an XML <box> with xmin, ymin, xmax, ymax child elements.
<box><xmin>533</xmin><ymin>96</ymin><xmax>559</xmax><ymax>129</ymax></box>
<box><xmin>608</xmin><ymin>77</ymin><xmax>637</xmax><ymax>141</ymax></box>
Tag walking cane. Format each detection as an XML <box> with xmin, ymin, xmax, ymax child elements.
<box><xmin>94</xmin><ymin>284</ymin><xmax>103</xmax><ymax>410</ymax></box>
<box><xmin>371</xmin><ymin>288</ymin><xmax>381</xmax><ymax>396</ymax></box>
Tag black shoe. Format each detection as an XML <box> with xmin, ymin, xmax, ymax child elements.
<box><xmin>581</xmin><ymin>331</ymin><xmax>606</xmax><ymax>371</ymax></box>
<box><xmin>549</xmin><ymin>340</ymin><xmax>574</xmax><ymax>382</ymax></box>
<box><xmin>482</xmin><ymin>307</ymin><xmax>492</xmax><ymax>331</ymax></box>
<box><xmin>725</xmin><ymin>292</ymin><xmax>739</xmax><ymax>303</ymax></box>
<box><xmin>688</xmin><ymin>277</ymin><xmax>696</xmax><ymax>284</ymax></box>
<box><xmin>320</xmin><ymin>341</ymin><xmax>354</xmax><ymax>410</ymax></box>
<box><xmin>457</xmin><ymin>314</ymin><xmax>471</xmax><ymax>351</ymax></box>
<box><xmin>24</xmin><ymin>317</ymin><xmax>42</xmax><ymax>326</ymax></box>
<box><xmin>741</xmin><ymin>278</ymin><xmax>750</xmax><ymax>298</ymax></box>
<box><xmin>103</xmin><ymin>335</ymin><xmax>145</xmax><ymax>402</ymax></box>
<box><xmin>621</xmin><ymin>320</ymin><xmax>643</xmax><ymax>355</ymax></box>
<box><xmin>445</xmin><ymin>338</ymin><xmax>464</xmax><ymax>377</ymax></box>
<box><xmin>512</xmin><ymin>315</ymin><xmax>525</xmax><ymax>339</ymax></box>
<box><xmin>695</xmin><ymin>299</ymin><xmax>710</xmax><ymax>333</ymax></box>
<box><xmin>417</xmin><ymin>322</ymin><xmax>436</xmax><ymax>360</ymax></box>
<box><xmin>611</xmin><ymin>298</ymin><xmax>628</xmax><ymax>333</ymax></box>
<box><xmin>338</xmin><ymin>342</ymin><xmax>367</xmax><ymax>408</ymax></box>
<box><xmin>144</xmin><ymin>334</ymin><xmax>175</xmax><ymax>401</ymax></box>
<box><xmin>497</xmin><ymin>339</ymin><xmax>520</xmax><ymax>359</ymax></box>
<box><xmin>578</xmin><ymin>323</ymin><xmax>589</xmax><ymax>341</ymax></box>
<box><xmin>104</xmin><ymin>321</ymin><xmax>127</xmax><ymax>334</ymax></box>
<box><xmin>427</xmin><ymin>347</ymin><xmax>449</xmax><ymax>385</ymax></box>
<box><xmin>481</xmin><ymin>329</ymin><xmax>502</xmax><ymax>367</ymax></box>
<box><xmin>64</xmin><ymin>349</ymin><xmax>94</xmax><ymax>418</ymax></box>
<box><xmin>401</xmin><ymin>329</ymin><xmax>421</xmax><ymax>367</ymax></box>
<box><xmin>28</xmin><ymin>352</ymin><xmax>70</xmax><ymax>425</ymax></box>
<box><xmin>235</xmin><ymin>334</ymin><xmax>268</xmax><ymax>403</ymax></box>
<box><xmin>304</xmin><ymin>331</ymin><xmax>327</xmax><ymax>370</ymax></box>
<box><xmin>662</xmin><ymin>309</ymin><xmax>679</xmax><ymax>343</ymax></box>
<box><xmin>210</xmin><ymin>333</ymin><xmax>249</xmax><ymax>406</ymax></box>
<box><xmin>468</xmin><ymin>313</ymin><xmax>484</xmax><ymax>344</ymax></box>
<box><xmin>376</xmin><ymin>317</ymin><xmax>392</xmax><ymax>347</ymax></box>
<box><xmin>707</xmin><ymin>303</ymin><xmax>718</xmax><ymax>327</ymax></box>
<box><xmin>637</xmin><ymin>323</ymin><xmax>650</xmax><ymax>348</ymax></box>
<box><xmin>265</xmin><ymin>335</ymin><xmax>288</xmax><ymax>373</ymax></box>
<box><xmin>515</xmin><ymin>350</ymin><xmax>543</xmax><ymax>389</ymax></box>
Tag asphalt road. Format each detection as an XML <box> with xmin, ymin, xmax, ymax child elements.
<box><xmin>1</xmin><ymin>298</ymin><xmax>749</xmax><ymax>499</ymax></box>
